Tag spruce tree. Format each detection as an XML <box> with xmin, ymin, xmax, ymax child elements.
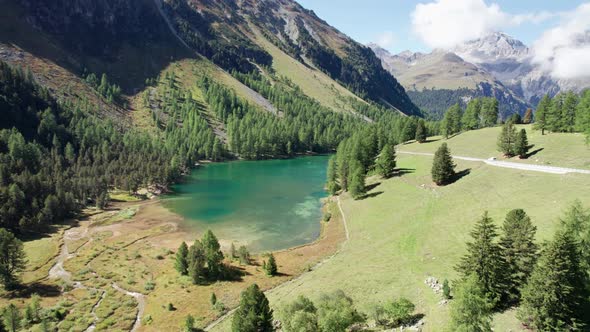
<box><xmin>376</xmin><ymin>145</ymin><xmax>396</xmax><ymax>178</ymax></box>
<box><xmin>456</xmin><ymin>212</ymin><xmax>506</xmax><ymax>305</ymax></box>
<box><xmin>449</xmin><ymin>274</ymin><xmax>493</xmax><ymax>332</ymax></box>
<box><xmin>232</xmin><ymin>284</ymin><xmax>273</xmax><ymax>332</ymax></box>
<box><xmin>497</xmin><ymin>120</ymin><xmax>518</xmax><ymax>156</ymax></box>
<box><xmin>415</xmin><ymin>120</ymin><xmax>427</xmax><ymax>143</ymax></box>
<box><xmin>442</xmin><ymin>104</ymin><xmax>462</xmax><ymax>138</ymax></box>
<box><xmin>515</xmin><ymin>129</ymin><xmax>529</xmax><ymax>158</ymax></box>
<box><xmin>0</xmin><ymin>228</ymin><xmax>26</xmax><ymax>289</ymax></box>
<box><xmin>348</xmin><ymin>162</ymin><xmax>366</xmax><ymax>199</ymax></box>
<box><xmin>2</xmin><ymin>303</ymin><xmax>21</xmax><ymax>332</ymax></box>
<box><xmin>462</xmin><ymin>98</ymin><xmax>481</xmax><ymax>130</ymax></box>
<box><xmin>431</xmin><ymin>143</ymin><xmax>455</xmax><ymax>185</ymax></box>
<box><xmin>265</xmin><ymin>253</ymin><xmax>278</xmax><ymax>276</ymax></box>
<box><xmin>188</xmin><ymin>240</ymin><xmax>206</xmax><ymax>284</ymax></box>
<box><xmin>498</xmin><ymin>209</ymin><xmax>537</xmax><ymax>303</ymax></box>
<box><xmin>559</xmin><ymin>200</ymin><xmax>590</xmax><ymax>272</ymax></box>
<box><xmin>201</xmin><ymin>230</ymin><xmax>224</xmax><ymax>279</ymax></box>
<box><xmin>518</xmin><ymin>231</ymin><xmax>587</xmax><ymax>331</ymax></box>
<box><xmin>534</xmin><ymin>95</ymin><xmax>551</xmax><ymax>135</ymax></box>
<box><xmin>175</xmin><ymin>242</ymin><xmax>189</xmax><ymax>275</ymax></box>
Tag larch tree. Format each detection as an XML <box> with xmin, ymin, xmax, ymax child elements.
<box><xmin>175</xmin><ymin>241</ymin><xmax>189</xmax><ymax>275</ymax></box>
<box><xmin>498</xmin><ymin>209</ymin><xmax>538</xmax><ymax>303</ymax></box>
<box><xmin>533</xmin><ymin>95</ymin><xmax>551</xmax><ymax>135</ymax></box>
<box><xmin>232</xmin><ymin>284</ymin><xmax>274</xmax><ymax>332</ymax></box>
<box><xmin>326</xmin><ymin>156</ymin><xmax>340</xmax><ymax>195</ymax></box>
<box><xmin>461</xmin><ymin>98</ymin><xmax>481</xmax><ymax>130</ymax></box>
<box><xmin>449</xmin><ymin>274</ymin><xmax>493</xmax><ymax>332</ymax></box>
<box><xmin>456</xmin><ymin>212</ymin><xmax>506</xmax><ymax>306</ymax></box>
<box><xmin>431</xmin><ymin>143</ymin><xmax>455</xmax><ymax>185</ymax></box>
<box><xmin>442</xmin><ymin>104</ymin><xmax>462</xmax><ymax>138</ymax></box>
<box><xmin>518</xmin><ymin>231</ymin><xmax>587</xmax><ymax>331</ymax></box>
<box><xmin>348</xmin><ymin>161</ymin><xmax>366</xmax><ymax>199</ymax></box>
<box><xmin>201</xmin><ymin>230</ymin><xmax>224</xmax><ymax>279</ymax></box>
<box><xmin>376</xmin><ymin>144</ymin><xmax>396</xmax><ymax>178</ymax></box>
<box><xmin>515</xmin><ymin>129</ymin><xmax>529</xmax><ymax>159</ymax></box>
<box><xmin>415</xmin><ymin>120</ymin><xmax>427</xmax><ymax>143</ymax></box>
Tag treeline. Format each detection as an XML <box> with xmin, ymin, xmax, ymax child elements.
<box><xmin>441</xmin><ymin>97</ymin><xmax>499</xmax><ymax>138</ymax></box>
<box><xmin>0</xmin><ymin>61</ymin><xmax>187</xmax><ymax>232</ymax></box>
<box><xmin>534</xmin><ymin>90</ymin><xmax>590</xmax><ymax>140</ymax></box>
<box><xmin>450</xmin><ymin>202</ymin><xmax>590</xmax><ymax>331</ymax></box>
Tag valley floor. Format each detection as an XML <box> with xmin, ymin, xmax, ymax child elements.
<box><xmin>3</xmin><ymin>196</ymin><xmax>347</xmax><ymax>331</ymax></box>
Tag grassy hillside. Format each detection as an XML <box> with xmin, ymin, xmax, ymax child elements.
<box><xmin>211</xmin><ymin>131</ymin><xmax>590</xmax><ymax>331</ymax></box>
<box><xmin>401</xmin><ymin>125</ymin><xmax>590</xmax><ymax>169</ymax></box>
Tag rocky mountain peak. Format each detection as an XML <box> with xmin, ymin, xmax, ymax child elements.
<box><xmin>452</xmin><ymin>31</ymin><xmax>530</xmax><ymax>64</ymax></box>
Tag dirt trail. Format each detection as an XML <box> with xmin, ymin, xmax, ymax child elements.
<box><xmin>398</xmin><ymin>151</ymin><xmax>590</xmax><ymax>175</ymax></box>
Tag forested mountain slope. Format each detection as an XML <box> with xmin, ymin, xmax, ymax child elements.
<box><xmin>0</xmin><ymin>0</ymin><xmax>418</xmax><ymax>117</ymax></box>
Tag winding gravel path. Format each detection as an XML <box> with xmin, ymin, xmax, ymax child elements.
<box><xmin>397</xmin><ymin>151</ymin><xmax>590</xmax><ymax>175</ymax></box>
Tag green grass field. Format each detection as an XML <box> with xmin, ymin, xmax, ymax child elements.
<box><xmin>211</xmin><ymin>130</ymin><xmax>590</xmax><ymax>332</ymax></box>
<box><xmin>402</xmin><ymin>125</ymin><xmax>590</xmax><ymax>169</ymax></box>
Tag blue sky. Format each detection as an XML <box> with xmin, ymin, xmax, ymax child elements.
<box><xmin>295</xmin><ymin>0</ymin><xmax>589</xmax><ymax>54</ymax></box>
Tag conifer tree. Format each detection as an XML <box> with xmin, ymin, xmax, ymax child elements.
<box><xmin>534</xmin><ymin>95</ymin><xmax>551</xmax><ymax>135</ymax></box>
<box><xmin>431</xmin><ymin>143</ymin><xmax>455</xmax><ymax>185</ymax></box>
<box><xmin>462</xmin><ymin>99</ymin><xmax>481</xmax><ymax>130</ymax></box>
<box><xmin>515</xmin><ymin>129</ymin><xmax>529</xmax><ymax>158</ymax></box>
<box><xmin>415</xmin><ymin>120</ymin><xmax>427</xmax><ymax>143</ymax></box>
<box><xmin>559</xmin><ymin>200</ymin><xmax>590</xmax><ymax>272</ymax></box>
<box><xmin>442</xmin><ymin>104</ymin><xmax>462</xmax><ymax>138</ymax></box>
<box><xmin>0</xmin><ymin>228</ymin><xmax>26</xmax><ymax>289</ymax></box>
<box><xmin>232</xmin><ymin>284</ymin><xmax>273</xmax><ymax>332</ymax></box>
<box><xmin>449</xmin><ymin>274</ymin><xmax>493</xmax><ymax>332</ymax></box>
<box><xmin>518</xmin><ymin>231</ymin><xmax>587</xmax><ymax>331</ymax></box>
<box><xmin>376</xmin><ymin>144</ymin><xmax>396</xmax><ymax>178</ymax></box>
<box><xmin>265</xmin><ymin>253</ymin><xmax>277</xmax><ymax>276</ymax></box>
<box><xmin>326</xmin><ymin>156</ymin><xmax>340</xmax><ymax>195</ymax></box>
<box><xmin>2</xmin><ymin>303</ymin><xmax>21</xmax><ymax>332</ymax></box>
<box><xmin>497</xmin><ymin>120</ymin><xmax>517</xmax><ymax>156</ymax></box>
<box><xmin>348</xmin><ymin>162</ymin><xmax>366</xmax><ymax>199</ymax></box>
<box><xmin>481</xmin><ymin>98</ymin><xmax>499</xmax><ymax>127</ymax></box>
<box><xmin>456</xmin><ymin>212</ymin><xmax>506</xmax><ymax>305</ymax></box>
<box><xmin>201</xmin><ymin>230</ymin><xmax>224</xmax><ymax>279</ymax></box>
<box><xmin>498</xmin><ymin>209</ymin><xmax>537</xmax><ymax>303</ymax></box>
<box><xmin>188</xmin><ymin>240</ymin><xmax>206</xmax><ymax>284</ymax></box>
<box><xmin>175</xmin><ymin>242</ymin><xmax>189</xmax><ymax>275</ymax></box>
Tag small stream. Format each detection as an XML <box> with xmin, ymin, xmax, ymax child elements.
<box><xmin>49</xmin><ymin>226</ymin><xmax>146</xmax><ymax>332</ymax></box>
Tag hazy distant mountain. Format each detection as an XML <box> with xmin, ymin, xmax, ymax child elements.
<box><xmin>452</xmin><ymin>32</ymin><xmax>590</xmax><ymax>106</ymax></box>
<box><xmin>371</xmin><ymin>31</ymin><xmax>590</xmax><ymax>118</ymax></box>
<box><xmin>369</xmin><ymin>43</ymin><xmax>529</xmax><ymax>119</ymax></box>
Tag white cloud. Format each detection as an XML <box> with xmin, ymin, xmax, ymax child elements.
<box><xmin>531</xmin><ymin>3</ymin><xmax>590</xmax><ymax>79</ymax></box>
<box><xmin>411</xmin><ymin>0</ymin><xmax>555</xmax><ymax>49</ymax></box>
<box><xmin>375</xmin><ymin>31</ymin><xmax>395</xmax><ymax>48</ymax></box>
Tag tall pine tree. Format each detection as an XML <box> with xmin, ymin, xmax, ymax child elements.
<box><xmin>497</xmin><ymin>121</ymin><xmax>518</xmax><ymax>156</ymax></box>
<box><xmin>376</xmin><ymin>144</ymin><xmax>396</xmax><ymax>178</ymax></box>
<box><xmin>449</xmin><ymin>274</ymin><xmax>493</xmax><ymax>332</ymax></box>
<box><xmin>498</xmin><ymin>209</ymin><xmax>537</xmax><ymax>303</ymax></box>
<box><xmin>431</xmin><ymin>143</ymin><xmax>455</xmax><ymax>185</ymax></box>
<box><xmin>518</xmin><ymin>231</ymin><xmax>587</xmax><ymax>331</ymax></box>
<box><xmin>534</xmin><ymin>95</ymin><xmax>551</xmax><ymax>135</ymax></box>
<box><xmin>515</xmin><ymin>129</ymin><xmax>529</xmax><ymax>159</ymax></box>
<box><xmin>232</xmin><ymin>284</ymin><xmax>274</xmax><ymax>332</ymax></box>
<box><xmin>456</xmin><ymin>212</ymin><xmax>506</xmax><ymax>306</ymax></box>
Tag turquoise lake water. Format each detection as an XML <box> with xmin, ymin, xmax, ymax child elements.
<box><xmin>163</xmin><ymin>156</ymin><xmax>329</xmax><ymax>252</ymax></box>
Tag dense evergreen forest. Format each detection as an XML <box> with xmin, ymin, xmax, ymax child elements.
<box><xmin>0</xmin><ymin>61</ymin><xmax>188</xmax><ymax>232</ymax></box>
<box><xmin>534</xmin><ymin>90</ymin><xmax>590</xmax><ymax>139</ymax></box>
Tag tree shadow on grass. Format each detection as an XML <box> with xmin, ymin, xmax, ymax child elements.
<box><xmin>524</xmin><ymin>147</ymin><xmax>544</xmax><ymax>159</ymax></box>
<box><xmin>422</xmin><ymin>138</ymin><xmax>441</xmax><ymax>143</ymax></box>
<box><xmin>365</xmin><ymin>182</ymin><xmax>382</xmax><ymax>192</ymax></box>
<box><xmin>447</xmin><ymin>168</ymin><xmax>471</xmax><ymax>185</ymax></box>
<box><xmin>392</xmin><ymin>168</ymin><xmax>416</xmax><ymax>177</ymax></box>
<box><xmin>7</xmin><ymin>282</ymin><xmax>62</xmax><ymax>299</ymax></box>
<box><xmin>357</xmin><ymin>191</ymin><xmax>384</xmax><ymax>200</ymax></box>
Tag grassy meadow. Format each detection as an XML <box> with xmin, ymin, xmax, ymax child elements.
<box><xmin>211</xmin><ymin>128</ymin><xmax>590</xmax><ymax>331</ymax></box>
<box><xmin>402</xmin><ymin>124</ymin><xmax>590</xmax><ymax>169</ymax></box>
